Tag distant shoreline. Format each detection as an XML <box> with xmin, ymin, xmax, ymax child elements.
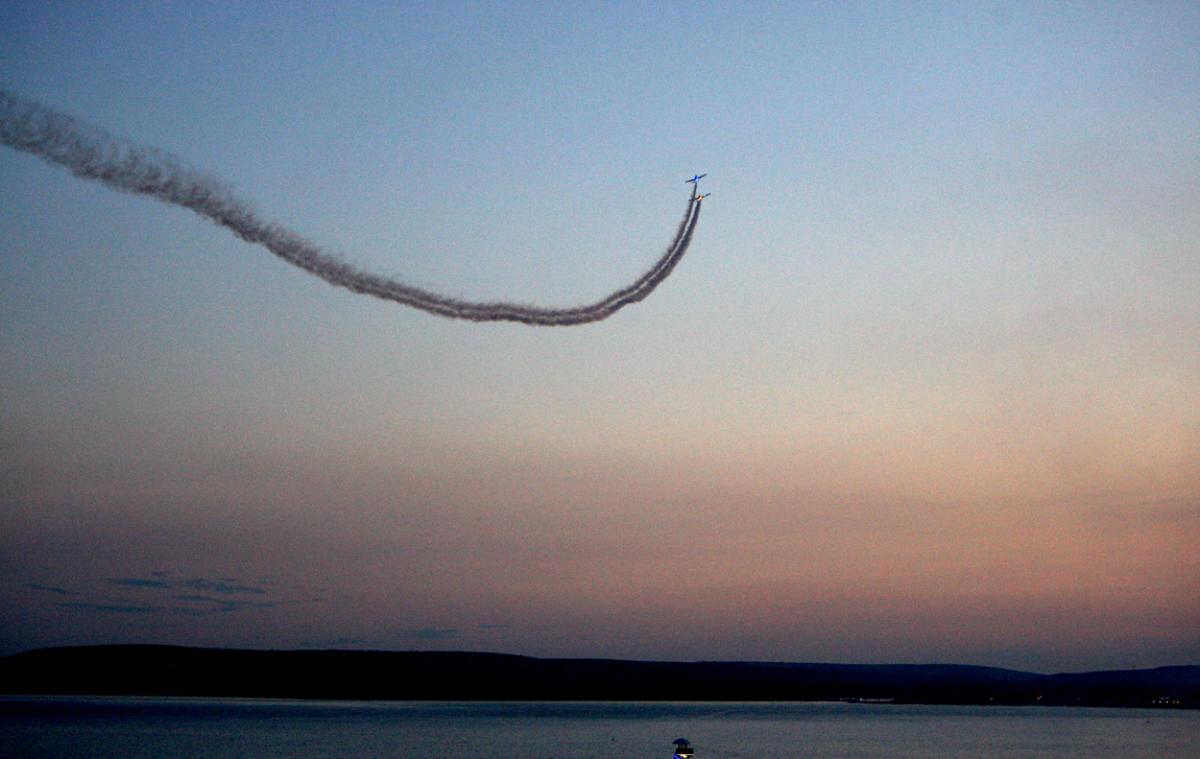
<box><xmin>2</xmin><ymin>645</ymin><xmax>1196</xmax><ymax>709</ymax></box>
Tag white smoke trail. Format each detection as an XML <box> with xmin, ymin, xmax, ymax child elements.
<box><xmin>0</xmin><ymin>89</ymin><xmax>702</xmax><ymax>326</ymax></box>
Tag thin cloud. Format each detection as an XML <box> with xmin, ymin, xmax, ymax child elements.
<box><xmin>1089</xmin><ymin>496</ymin><xmax>1200</xmax><ymax>525</ymax></box>
<box><xmin>59</xmin><ymin>601</ymin><xmax>157</xmax><ymax>614</ymax></box>
<box><xmin>108</xmin><ymin>578</ymin><xmax>172</xmax><ymax>589</ymax></box>
<box><xmin>301</xmin><ymin>637</ymin><xmax>369</xmax><ymax>649</ymax></box>
<box><xmin>25</xmin><ymin>583</ymin><xmax>76</xmax><ymax>596</ymax></box>
<box><xmin>181</xmin><ymin>579</ymin><xmax>267</xmax><ymax>595</ymax></box>
<box><xmin>107</xmin><ymin>576</ymin><xmax>267</xmax><ymax>595</ymax></box>
<box><xmin>38</xmin><ymin>574</ymin><xmax>290</xmax><ymax>618</ymax></box>
<box><xmin>400</xmin><ymin>628</ymin><xmax>459</xmax><ymax>641</ymax></box>
<box><xmin>183</xmin><ymin>599</ymin><xmax>276</xmax><ymax>614</ymax></box>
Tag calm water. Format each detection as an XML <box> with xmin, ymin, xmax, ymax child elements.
<box><xmin>1</xmin><ymin>697</ymin><xmax>1196</xmax><ymax>758</ymax></box>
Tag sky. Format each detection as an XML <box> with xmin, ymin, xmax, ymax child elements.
<box><xmin>1</xmin><ymin>1</ymin><xmax>1197</xmax><ymax>673</ymax></box>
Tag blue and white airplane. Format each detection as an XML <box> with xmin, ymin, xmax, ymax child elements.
<box><xmin>685</xmin><ymin>173</ymin><xmax>707</xmax><ymax>185</ymax></box>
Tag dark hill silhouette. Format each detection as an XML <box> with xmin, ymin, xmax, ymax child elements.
<box><xmin>1</xmin><ymin>646</ymin><xmax>1196</xmax><ymax>708</ymax></box>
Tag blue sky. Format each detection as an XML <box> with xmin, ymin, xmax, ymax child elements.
<box><xmin>2</xmin><ymin>2</ymin><xmax>1197</xmax><ymax>671</ymax></box>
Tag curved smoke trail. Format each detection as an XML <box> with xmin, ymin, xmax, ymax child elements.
<box><xmin>0</xmin><ymin>89</ymin><xmax>701</xmax><ymax>326</ymax></box>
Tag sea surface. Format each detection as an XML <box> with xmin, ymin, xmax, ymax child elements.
<box><xmin>1</xmin><ymin>697</ymin><xmax>1196</xmax><ymax>758</ymax></box>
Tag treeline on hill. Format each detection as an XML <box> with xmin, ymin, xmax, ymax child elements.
<box><xmin>2</xmin><ymin>646</ymin><xmax>1197</xmax><ymax>708</ymax></box>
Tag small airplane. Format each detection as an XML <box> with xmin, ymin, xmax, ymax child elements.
<box><xmin>685</xmin><ymin>173</ymin><xmax>707</xmax><ymax>185</ymax></box>
<box><xmin>696</xmin><ymin>192</ymin><xmax>711</xmax><ymax>201</ymax></box>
